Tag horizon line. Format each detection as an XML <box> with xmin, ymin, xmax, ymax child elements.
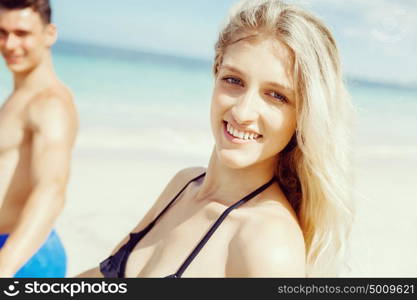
<box><xmin>53</xmin><ymin>39</ymin><xmax>417</xmax><ymax>91</ymax></box>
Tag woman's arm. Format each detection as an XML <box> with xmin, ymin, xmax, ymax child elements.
<box><xmin>76</xmin><ymin>267</ymin><xmax>103</xmax><ymax>278</ymax></box>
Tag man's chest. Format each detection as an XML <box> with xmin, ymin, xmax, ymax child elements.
<box><xmin>0</xmin><ymin>100</ymin><xmax>29</xmax><ymax>151</ymax></box>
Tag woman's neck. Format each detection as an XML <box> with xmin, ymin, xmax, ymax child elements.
<box><xmin>195</xmin><ymin>147</ymin><xmax>277</xmax><ymax>205</ymax></box>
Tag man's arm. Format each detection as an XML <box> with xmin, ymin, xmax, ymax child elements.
<box><xmin>0</xmin><ymin>95</ymin><xmax>77</xmax><ymax>277</ymax></box>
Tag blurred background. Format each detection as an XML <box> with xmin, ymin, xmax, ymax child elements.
<box><xmin>0</xmin><ymin>0</ymin><xmax>416</xmax><ymax>277</ymax></box>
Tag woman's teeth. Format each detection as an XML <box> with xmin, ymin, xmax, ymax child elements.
<box><xmin>226</xmin><ymin>122</ymin><xmax>260</xmax><ymax>140</ymax></box>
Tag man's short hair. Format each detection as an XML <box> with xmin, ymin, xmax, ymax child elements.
<box><xmin>0</xmin><ymin>0</ymin><xmax>51</xmax><ymax>24</ymax></box>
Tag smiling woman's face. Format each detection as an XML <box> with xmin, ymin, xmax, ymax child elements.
<box><xmin>210</xmin><ymin>36</ymin><xmax>297</xmax><ymax>170</ymax></box>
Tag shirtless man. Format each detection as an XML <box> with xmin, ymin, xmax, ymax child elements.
<box><xmin>0</xmin><ymin>0</ymin><xmax>77</xmax><ymax>277</ymax></box>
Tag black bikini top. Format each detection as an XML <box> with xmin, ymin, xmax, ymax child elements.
<box><xmin>99</xmin><ymin>172</ymin><xmax>275</xmax><ymax>278</ymax></box>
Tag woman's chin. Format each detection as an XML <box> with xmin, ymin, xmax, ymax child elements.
<box><xmin>216</xmin><ymin>149</ymin><xmax>255</xmax><ymax>170</ymax></box>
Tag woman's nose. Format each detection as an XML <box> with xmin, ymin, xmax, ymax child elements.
<box><xmin>231</xmin><ymin>89</ymin><xmax>259</xmax><ymax>124</ymax></box>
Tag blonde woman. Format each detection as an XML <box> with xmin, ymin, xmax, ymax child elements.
<box><xmin>80</xmin><ymin>0</ymin><xmax>353</xmax><ymax>278</ymax></box>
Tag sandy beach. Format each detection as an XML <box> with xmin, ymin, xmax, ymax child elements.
<box><xmin>346</xmin><ymin>151</ymin><xmax>417</xmax><ymax>277</ymax></box>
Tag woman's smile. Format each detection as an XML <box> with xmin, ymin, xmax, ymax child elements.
<box><xmin>222</xmin><ymin>120</ymin><xmax>262</xmax><ymax>144</ymax></box>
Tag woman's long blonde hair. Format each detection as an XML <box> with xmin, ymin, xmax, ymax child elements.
<box><xmin>214</xmin><ymin>0</ymin><xmax>355</xmax><ymax>276</ymax></box>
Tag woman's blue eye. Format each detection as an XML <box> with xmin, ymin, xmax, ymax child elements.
<box><xmin>268</xmin><ymin>91</ymin><xmax>288</xmax><ymax>103</ymax></box>
<box><xmin>223</xmin><ymin>77</ymin><xmax>242</xmax><ymax>86</ymax></box>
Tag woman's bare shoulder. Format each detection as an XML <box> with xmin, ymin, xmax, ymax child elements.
<box><xmin>159</xmin><ymin>167</ymin><xmax>206</xmax><ymax>199</ymax></box>
<box><xmin>228</xmin><ymin>202</ymin><xmax>306</xmax><ymax>277</ymax></box>
<box><xmin>171</xmin><ymin>167</ymin><xmax>206</xmax><ymax>186</ymax></box>
<box><xmin>108</xmin><ymin>167</ymin><xmax>206</xmax><ymax>256</ymax></box>
<box><xmin>133</xmin><ymin>167</ymin><xmax>206</xmax><ymax>228</ymax></box>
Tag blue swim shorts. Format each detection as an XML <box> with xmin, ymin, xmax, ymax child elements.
<box><xmin>0</xmin><ymin>229</ymin><xmax>67</xmax><ymax>278</ymax></box>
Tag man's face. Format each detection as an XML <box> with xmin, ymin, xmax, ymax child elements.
<box><xmin>0</xmin><ymin>7</ymin><xmax>54</xmax><ymax>74</ymax></box>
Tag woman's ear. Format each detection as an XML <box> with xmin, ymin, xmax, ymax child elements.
<box><xmin>44</xmin><ymin>23</ymin><xmax>58</xmax><ymax>47</ymax></box>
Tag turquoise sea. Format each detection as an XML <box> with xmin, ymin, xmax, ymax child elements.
<box><xmin>1</xmin><ymin>41</ymin><xmax>416</xmax><ymax>161</ymax></box>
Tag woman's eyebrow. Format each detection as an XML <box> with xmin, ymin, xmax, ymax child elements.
<box><xmin>266</xmin><ymin>81</ymin><xmax>295</xmax><ymax>96</ymax></box>
<box><xmin>218</xmin><ymin>64</ymin><xmax>245</xmax><ymax>76</ymax></box>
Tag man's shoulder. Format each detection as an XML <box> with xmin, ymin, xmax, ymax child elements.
<box><xmin>26</xmin><ymin>84</ymin><xmax>77</xmax><ymax>129</ymax></box>
<box><xmin>28</xmin><ymin>83</ymin><xmax>74</xmax><ymax>112</ymax></box>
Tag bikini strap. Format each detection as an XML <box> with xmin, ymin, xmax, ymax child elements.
<box><xmin>115</xmin><ymin>171</ymin><xmax>206</xmax><ymax>278</ymax></box>
<box><xmin>172</xmin><ymin>176</ymin><xmax>276</xmax><ymax>278</ymax></box>
<box><xmin>146</xmin><ymin>172</ymin><xmax>206</xmax><ymax>230</ymax></box>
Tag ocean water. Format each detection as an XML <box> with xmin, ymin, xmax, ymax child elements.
<box><xmin>0</xmin><ymin>42</ymin><xmax>216</xmax><ymax>162</ymax></box>
<box><xmin>350</xmin><ymin>82</ymin><xmax>417</xmax><ymax>145</ymax></box>
<box><xmin>0</xmin><ymin>42</ymin><xmax>416</xmax><ymax>162</ymax></box>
